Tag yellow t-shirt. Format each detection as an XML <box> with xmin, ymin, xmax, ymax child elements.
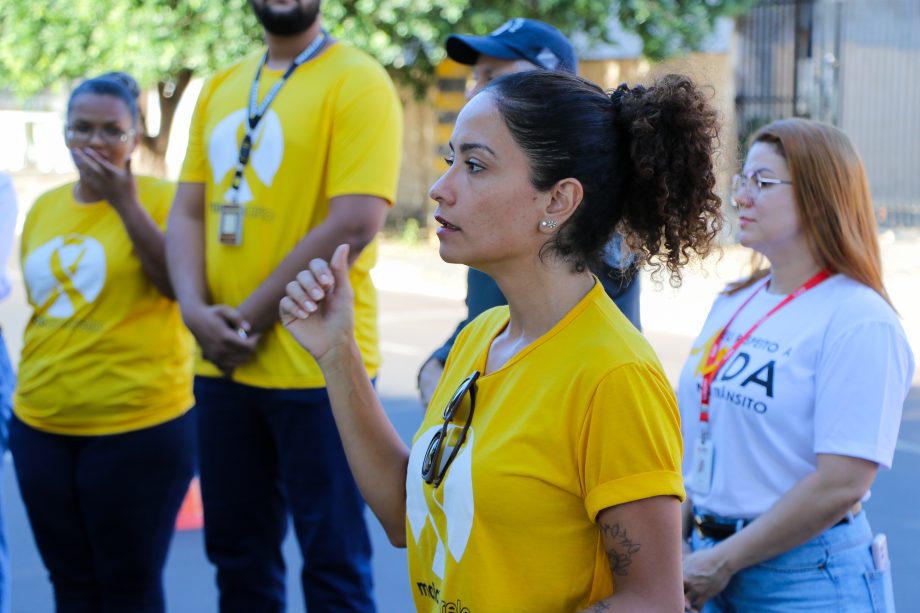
<box><xmin>405</xmin><ymin>282</ymin><xmax>685</xmax><ymax>612</ymax></box>
<box><xmin>179</xmin><ymin>42</ymin><xmax>403</xmax><ymax>388</ymax></box>
<box><xmin>15</xmin><ymin>177</ymin><xmax>193</xmax><ymax>435</ymax></box>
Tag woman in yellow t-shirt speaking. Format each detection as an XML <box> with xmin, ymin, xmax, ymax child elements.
<box><xmin>11</xmin><ymin>73</ymin><xmax>194</xmax><ymax>612</ymax></box>
<box><xmin>281</xmin><ymin>71</ymin><xmax>723</xmax><ymax>612</ymax></box>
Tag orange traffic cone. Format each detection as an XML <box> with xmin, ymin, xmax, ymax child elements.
<box><xmin>175</xmin><ymin>477</ymin><xmax>204</xmax><ymax>531</ymax></box>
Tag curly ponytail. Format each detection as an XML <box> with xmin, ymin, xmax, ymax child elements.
<box><xmin>486</xmin><ymin>71</ymin><xmax>723</xmax><ymax>285</ymax></box>
<box><xmin>613</xmin><ymin>75</ymin><xmax>723</xmax><ymax>281</ymax></box>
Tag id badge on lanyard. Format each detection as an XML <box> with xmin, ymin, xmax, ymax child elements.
<box><xmin>690</xmin><ymin>270</ymin><xmax>832</xmax><ymax>495</ymax></box>
<box><xmin>218</xmin><ymin>132</ymin><xmax>252</xmax><ymax>246</ymax></box>
<box><xmin>689</xmin><ymin>421</ymin><xmax>715</xmax><ymax>494</ymax></box>
<box><xmin>218</xmin><ymin>30</ymin><xmax>327</xmax><ymax>246</ymax></box>
<box><xmin>219</xmin><ymin>202</ymin><xmax>244</xmax><ymax>246</ymax></box>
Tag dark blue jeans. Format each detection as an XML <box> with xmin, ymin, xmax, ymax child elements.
<box><xmin>0</xmin><ymin>333</ymin><xmax>13</xmax><ymax>613</ymax></box>
<box><xmin>9</xmin><ymin>411</ymin><xmax>196</xmax><ymax>613</ymax></box>
<box><xmin>194</xmin><ymin>377</ymin><xmax>374</xmax><ymax>613</ymax></box>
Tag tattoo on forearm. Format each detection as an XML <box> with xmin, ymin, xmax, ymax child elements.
<box><xmin>590</xmin><ymin>600</ymin><xmax>612</xmax><ymax>611</ymax></box>
<box><xmin>600</xmin><ymin>522</ymin><xmax>641</xmax><ymax>577</ymax></box>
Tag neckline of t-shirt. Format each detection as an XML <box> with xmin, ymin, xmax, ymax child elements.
<box><xmin>67</xmin><ymin>177</ymin><xmax>154</xmax><ymax>209</ymax></box>
<box><xmin>69</xmin><ymin>182</ymin><xmax>107</xmax><ymax>208</ymax></box>
<box><xmin>475</xmin><ymin>279</ymin><xmax>603</xmax><ymax>379</ymax></box>
<box><xmin>259</xmin><ymin>39</ymin><xmax>339</xmax><ymax>77</ymax></box>
<box><xmin>733</xmin><ymin>274</ymin><xmax>840</xmax><ymax>317</ymax></box>
<box><xmin>754</xmin><ymin>280</ymin><xmax>787</xmax><ymax>303</ymax></box>
<box><xmin>761</xmin><ymin>272</ymin><xmax>839</xmax><ymax>299</ymax></box>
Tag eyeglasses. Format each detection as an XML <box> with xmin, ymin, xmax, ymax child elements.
<box><xmin>730</xmin><ymin>171</ymin><xmax>793</xmax><ymax>206</ymax></box>
<box><xmin>65</xmin><ymin>125</ymin><xmax>135</xmax><ymax>145</ymax></box>
<box><xmin>421</xmin><ymin>371</ymin><xmax>479</xmax><ymax>488</ymax></box>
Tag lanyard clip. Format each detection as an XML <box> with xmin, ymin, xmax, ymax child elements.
<box><xmin>238</xmin><ymin>134</ymin><xmax>252</xmax><ymax>166</ymax></box>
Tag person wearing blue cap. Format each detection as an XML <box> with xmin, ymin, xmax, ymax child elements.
<box><xmin>446</xmin><ymin>18</ymin><xmax>579</xmax><ymax>86</ymax></box>
<box><xmin>417</xmin><ymin>18</ymin><xmax>642</xmax><ymax>406</ymax></box>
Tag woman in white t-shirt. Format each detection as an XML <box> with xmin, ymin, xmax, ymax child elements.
<box><xmin>679</xmin><ymin>118</ymin><xmax>914</xmax><ymax>612</ymax></box>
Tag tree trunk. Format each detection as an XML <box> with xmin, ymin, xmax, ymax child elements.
<box><xmin>135</xmin><ymin>68</ymin><xmax>194</xmax><ymax>177</ymax></box>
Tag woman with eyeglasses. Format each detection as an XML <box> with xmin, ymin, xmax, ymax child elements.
<box><xmin>679</xmin><ymin>119</ymin><xmax>913</xmax><ymax>612</ymax></box>
<box><xmin>11</xmin><ymin>72</ymin><xmax>194</xmax><ymax>612</ymax></box>
<box><xmin>280</xmin><ymin>70</ymin><xmax>723</xmax><ymax>612</ymax></box>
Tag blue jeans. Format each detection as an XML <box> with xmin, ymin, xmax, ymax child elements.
<box><xmin>194</xmin><ymin>377</ymin><xmax>375</xmax><ymax>613</ymax></box>
<box><xmin>691</xmin><ymin>511</ymin><xmax>895</xmax><ymax>612</ymax></box>
<box><xmin>0</xmin><ymin>333</ymin><xmax>13</xmax><ymax>613</ymax></box>
<box><xmin>10</xmin><ymin>411</ymin><xmax>196</xmax><ymax>613</ymax></box>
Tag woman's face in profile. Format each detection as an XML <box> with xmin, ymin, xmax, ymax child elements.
<box><xmin>735</xmin><ymin>141</ymin><xmax>801</xmax><ymax>258</ymax></box>
<box><xmin>429</xmin><ymin>93</ymin><xmax>548</xmax><ymax>271</ymax></box>
<box><xmin>65</xmin><ymin>93</ymin><xmax>137</xmax><ymax>170</ymax></box>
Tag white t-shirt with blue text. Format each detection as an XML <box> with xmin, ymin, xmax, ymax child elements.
<box><xmin>677</xmin><ymin>274</ymin><xmax>914</xmax><ymax>518</ymax></box>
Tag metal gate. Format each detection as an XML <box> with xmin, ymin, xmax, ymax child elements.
<box><xmin>735</xmin><ymin>0</ymin><xmax>920</xmax><ymax>227</ymax></box>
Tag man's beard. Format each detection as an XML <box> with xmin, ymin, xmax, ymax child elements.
<box><xmin>249</xmin><ymin>0</ymin><xmax>320</xmax><ymax>36</ymax></box>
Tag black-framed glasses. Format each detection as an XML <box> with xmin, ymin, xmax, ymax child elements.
<box><xmin>421</xmin><ymin>371</ymin><xmax>479</xmax><ymax>488</ymax></box>
<box><xmin>65</xmin><ymin>124</ymin><xmax>135</xmax><ymax>145</ymax></box>
<box><xmin>730</xmin><ymin>171</ymin><xmax>793</xmax><ymax>206</ymax></box>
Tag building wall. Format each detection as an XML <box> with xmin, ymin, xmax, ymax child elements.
<box><xmin>733</xmin><ymin>0</ymin><xmax>920</xmax><ymax>227</ymax></box>
<box><xmin>392</xmin><ymin>85</ymin><xmax>438</xmax><ymax>224</ymax></box>
<box><xmin>836</xmin><ymin>0</ymin><xmax>920</xmax><ymax>222</ymax></box>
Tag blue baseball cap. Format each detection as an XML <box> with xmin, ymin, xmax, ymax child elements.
<box><xmin>445</xmin><ymin>18</ymin><xmax>577</xmax><ymax>74</ymax></box>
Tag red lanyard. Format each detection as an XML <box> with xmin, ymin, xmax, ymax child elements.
<box><xmin>699</xmin><ymin>269</ymin><xmax>832</xmax><ymax>423</ymax></box>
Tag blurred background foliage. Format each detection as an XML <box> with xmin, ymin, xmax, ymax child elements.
<box><xmin>0</xmin><ymin>0</ymin><xmax>752</xmax><ymax>164</ymax></box>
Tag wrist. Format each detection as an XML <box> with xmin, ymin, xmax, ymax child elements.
<box><xmin>236</xmin><ymin>301</ymin><xmax>257</xmax><ymax>331</ymax></box>
<box><xmin>714</xmin><ymin>538</ymin><xmax>747</xmax><ymax>575</ymax></box>
<box><xmin>318</xmin><ymin>339</ymin><xmax>360</xmax><ymax>373</ymax></box>
<box><xmin>110</xmin><ymin>193</ymin><xmax>140</xmax><ymax>215</ymax></box>
<box><xmin>179</xmin><ymin>299</ymin><xmax>209</xmax><ymax>330</ymax></box>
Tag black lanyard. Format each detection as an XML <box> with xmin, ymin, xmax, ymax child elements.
<box><xmin>227</xmin><ymin>30</ymin><xmax>328</xmax><ymax>203</ymax></box>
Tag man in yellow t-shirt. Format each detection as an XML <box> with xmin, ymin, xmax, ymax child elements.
<box><xmin>166</xmin><ymin>1</ymin><xmax>402</xmax><ymax>609</ymax></box>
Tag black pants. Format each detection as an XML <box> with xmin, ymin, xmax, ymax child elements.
<box><xmin>194</xmin><ymin>377</ymin><xmax>375</xmax><ymax>613</ymax></box>
<box><xmin>10</xmin><ymin>412</ymin><xmax>195</xmax><ymax>613</ymax></box>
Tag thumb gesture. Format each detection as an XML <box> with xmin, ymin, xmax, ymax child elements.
<box><xmin>280</xmin><ymin>244</ymin><xmax>355</xmax><ymax>362</ymax></box>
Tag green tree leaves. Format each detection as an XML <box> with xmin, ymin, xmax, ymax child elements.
<box><xmin>1</xmin><ymin>0</ymin><xmax>752</xmax><ymax>97</ymax></box>
<box><xmin>0</xmin><ymin>0</ymin><xmax>751</xmax><ymax>166</ymax></box>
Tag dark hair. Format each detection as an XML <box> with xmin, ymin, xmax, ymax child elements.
<box><xmin>485</xmin><ymin>71</ymin><xmax>722</xmax><ymax>283</ymax></box>
<box><xmin>67</xmin><ymin>72</ymin><xmax>141</xmax><ymax>126</ymax></box>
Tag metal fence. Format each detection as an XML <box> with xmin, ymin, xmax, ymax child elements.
<box><xmin>735</xmin><ymin>0</ymin><xmax>920</xmax><ymax>228</ymax></box>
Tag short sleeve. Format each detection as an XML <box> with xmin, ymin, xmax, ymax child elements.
<box><xmin>814</xmin><ymin>321</ymin><xmax>914</xmax><ymax>468</ymax></box>
<box><xmin>178</xmin><ymin>79</ymin><xmax>213</xmax><ymax>184</ymax></box>
<box><xmin>326</xmin><ymin>64</ymin><xmax>403</xmax><ymax>203</ymax></box>
<box><xmin>580</xmin><ymin>363</ymin><xmax>686</xmax><ymax>522</ymax></box>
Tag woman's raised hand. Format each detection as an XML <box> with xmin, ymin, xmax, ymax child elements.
<box><xmin>280</xmin><ymin>243</ymin><xmax>355</xmax><ymax>363</ymax></box>
<box><xmin>72</xmin><ymin>148</ymin><xmax>138</xmax><ymax>211</ymax></box>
